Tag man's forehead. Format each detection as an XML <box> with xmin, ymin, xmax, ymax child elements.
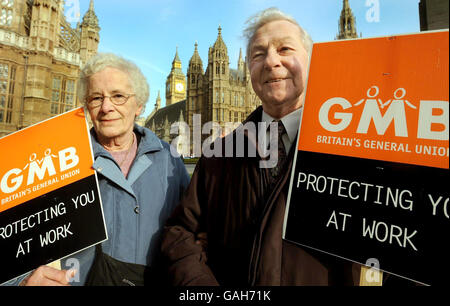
<box><xmin>252</xmin><ymin>36</ymin><xmax>300</xmax><ymax>47</ymax></box>
<box><xmin>251</xmin><ymin>20</ymin><xmax>302</xmax><ymax>46</ymax></box>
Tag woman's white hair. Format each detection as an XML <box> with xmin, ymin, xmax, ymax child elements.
<box><xmin>78</xmin><ymin>53</ymin><xmax>150</xmax><ymax>113</ymax></box>
<box><xmin>243</xmin><ymin>7</ymin><xmax>313</xmax><ymax>65</ymax></box>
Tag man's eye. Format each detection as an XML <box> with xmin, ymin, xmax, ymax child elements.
<box><xmin>90</xmin><ymin>96</ymin><xmax>103</xmax><ymax>101</ymax></box>
<box><xmin>252</xmin><ymin>53</ymin><xmax>263</xmax><ymax>59</ymax></box>
<box><xmin>113</xmin><ymin>94</ymin><xmax>125</xmax><ymax>99</ymax></box>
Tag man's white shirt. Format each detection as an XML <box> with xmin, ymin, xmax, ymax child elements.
<box><xmin>261</xmin><ymin>107</ymin><xmax>303</xmax><ymax>154</ymax></box>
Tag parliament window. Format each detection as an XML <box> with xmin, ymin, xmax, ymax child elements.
<box><xmin>51</xmin><ymin>76</ymin><xmax>76</xmax><ymax>115</ymax></box>
<box><xmin>0</xmin><ymin>0</ymin><xmax>14</xmax><ymax>27</ymax></box>
<box><xmin>63</xmin><ymin>79</ymin><xmax>75</xmax><ymax>112</ymax></box>
<box><xmin>0</xmin><ymin>62</ymin><xmax>14</xmax><ymax>123</ymax></box>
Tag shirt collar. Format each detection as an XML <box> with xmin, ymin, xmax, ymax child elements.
<box><xmin>261</xmin><ymin>107</ymin><xmax>303</xmax><ymax>144</ymax></box>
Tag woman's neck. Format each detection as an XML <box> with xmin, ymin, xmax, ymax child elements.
<box><xmin>99</xmin><ymin>132</ymin><xmax>135</xmax><ymax>152</ymax></box>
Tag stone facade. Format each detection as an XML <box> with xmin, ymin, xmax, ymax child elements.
<box><xmin>419</xmin><ymin>0</ymin><xmax>449</xmax><ymax>31</ymax></box>
<box><xmin>146</xmin><ymin>26</ymin><xmax>261</xmax><ymax>155</ymax></box>
<box><xmin>0</xmin><ymin>0</ymin><xmax>100</xmax><ymax>137</ymax></box>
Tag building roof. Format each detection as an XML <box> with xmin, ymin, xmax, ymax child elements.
<box><xmin>230</xmin><ymin>68</ymin><xmax>245</xmax><ymax>81</ymax></box>
<box><xmin>146</xmin><ymin>100</ymin><xmax>186</xmax><ymax>130</ymax></box>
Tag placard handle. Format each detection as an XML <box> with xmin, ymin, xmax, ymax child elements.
<box><xmin>359</xmin><ymin>266</ymin><xmax>383</xmax><ymax>286</ymax></box>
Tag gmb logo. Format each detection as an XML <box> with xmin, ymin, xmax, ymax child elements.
<box><xmin>318</xmin><ymin>86</ymin><xmax>449</xmax><ymax>141</ymax></box>
<box><xmin>1</xmin><ymin>147</ymin><xmax>79</xmax><ymax>194</ymax></box>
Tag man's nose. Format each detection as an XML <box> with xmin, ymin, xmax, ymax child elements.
<box><xmin>264</xmin><ymin>49</ymin><xmax>281</xmax><ymax>70</ymax></box>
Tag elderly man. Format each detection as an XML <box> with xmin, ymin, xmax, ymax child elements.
<box><xmin>161</xmin><ymin>8</ymin><xmax>359</xmax><ymax>286</ymax></box>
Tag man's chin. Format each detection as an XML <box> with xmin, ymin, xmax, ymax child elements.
<box><xmin>262</xmin><ymin>95</ymin><xmax>289</xmax><ymax>108</ymax></box>
<box><xmin>262</xmin><ymin>97</ymin><xmax>302</xmax><ymax>117</ymax></box>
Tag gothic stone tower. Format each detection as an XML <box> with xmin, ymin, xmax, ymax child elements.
<box><xmin>336</xmin><ymin>0</ymin><xmax>360</xmax><ymax>39</ymax></box>
<box><xmin>79</xmin><ymin>0</ymin><xmax>100</xmax><ymax>64</ymax></box>
<box><xmin>186</xmin><ymin>41</ymin><xmax>203</xmax><ymax>139</ymax></box>
<box><xmin>146</xmin><ymin>26</ymin><xmax>261</xmax><ymax>156</ymax></box>
<box><xmin>186</xmin><ymin>26</ymin><xmax>261</xmax><ymax>150</ymax></box>
<box><xmin>0</xmin><ymin>0</ymin><xmax>100</xmax><ymax>136</ymax></box>
<box><xmin>165</xmin><ymin>47</ymin><xmax>186</xmax><ymax>106</ymax></box>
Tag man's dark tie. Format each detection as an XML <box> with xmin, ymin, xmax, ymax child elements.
<box><xmin>270</xmin><ymin>120</ymin><xmax>287</xmax><ymax>181</ymax></box>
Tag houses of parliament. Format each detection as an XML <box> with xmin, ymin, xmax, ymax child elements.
<box><xmin>1</xmin><ymin>0</ymin><xmax>448</xmax><ymax>144</ymax></box>
<box><xmin>146</xmin><ymin>27</ymin><xmax>262</xmax><ymax>153</ymax></box>
<box><xmin>145</xmin><ymin>0</ymin><xmax>449</xmax><ymax>154</ymax></box>
<box><xmin>0</xmin><ymin>0</ymin><xmax>99</xmax><ymax>137</ymax></box>
<box><xmin>145</xmin><ymin>0</ymin><xmax>364</xmax><ymax>151</ymax></box>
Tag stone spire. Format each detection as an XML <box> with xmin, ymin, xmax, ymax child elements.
<box><xmin>238</xmin><ymin>48</ymin><xmax>245</xmax><ymax>74</ymax></box>
<box><xmin>171</xmin><ymin>46</ymin><xmax>183</xmax><ymax>74</ymax></box>
<box><xmin>189</xmin><ymin>41</ymin><xmax>203</xmax><ymax>73</ymax></box>
<box><xmin>209</xmin><ymin>25</ymin><xmax>229</xmax><ymax>80</ymax></box>
<box><xmin>155</xmin><ymin>90</ymin><xmax>161</xmax><ymax>110</ymax></box>
<box><xmin>174</xmin><ymin>46</ymin><xmax>181</xmax><ymax>62</ymax></box>
<box><xmin>79</xmin><ymin>0</ymin><xmax>100</xmax><ymax>63</ymax></box>
<box><xmin>166</xmin><ymin>47</ymin><xmax>186</xmax><ymax>106</ymax></box>
<box><xmin>163</xmin><ymin>115</ymin><xmax>170</xmax><ymax>142</ymax></box>
<box><xmin>179</xmin><ymin>109</ymin><xmax>185</xmax><ymax>122</ymax></box>
<box><xmin>213</xmin><ymin>25</ymin><xmax>227</xmax><ymax>54</ymax></box>
<box><xmin>190</xmin><ymin>42</ymin><xmax>202</xmax><ymax>64</ymax></box>
<box><xmin>81</xmin><ymin>0</ymin><xmax>99</xmax><ymax>29</ymax></box>
<box><xmin>336</xmin><ymin>0</ymin><xmax>359</xmax><ymax>40</ymax></box>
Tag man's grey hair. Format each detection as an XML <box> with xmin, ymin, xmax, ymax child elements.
<box><xmin>78</xmin><ymin>53</ymin><xmax>150</xmax><ymax>113</ymax></box>
<box><xmin>243</xmin><ymin>7</ymin><xmax>313</xmax><ymax>66</ymax></box>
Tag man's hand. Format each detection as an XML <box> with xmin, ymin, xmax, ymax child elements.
<box><xmin>20</xmin><ymin>266</ymin><xmax>75</xmax><ymax>286</ymax></box>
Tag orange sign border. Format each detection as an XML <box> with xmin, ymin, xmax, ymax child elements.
<box><xmin>0</xmin><ymin>107</ymin><xmax>95</xmax><ymax>213</ymax></box>
<box><xmin>297</xmin><ymin>30</ymin><xmax>449</xmax><ymax>169</ymax></box>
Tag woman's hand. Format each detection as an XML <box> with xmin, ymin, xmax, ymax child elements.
<box><xmin>20</xmin><ymin>266</ymin><xmax>76</xmax><ymax>286</ymax></box>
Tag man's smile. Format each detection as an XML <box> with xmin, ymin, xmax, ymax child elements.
<box><xmin>265</xmin><ymin>78</ymin><xmax>288</xmax><ymax>84</ymax></box>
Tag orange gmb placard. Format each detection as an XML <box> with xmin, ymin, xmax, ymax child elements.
<box><xmin>299</xmin><ymin>30</ymin><xmax>449</xmax><ymax>169</ymax></box>
<box><xmin>0</xmin><ymin>107</ymin><xmax>94</xmax><ymax>213</ymax></box>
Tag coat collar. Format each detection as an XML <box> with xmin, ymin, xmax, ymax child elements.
<box><xmin>90</xmin><ymin>124</ymin><xmax>163</xmax><ymax>198</ymax></box>
<box><xmin>90</xmin><ymin>124</ymin><xmax>163</xmax><ymax>159</ymax></box>
<box><xmin>240</xmin><ymin>106</ymin><xmax>268</xmax><ymax>159</ymax></box>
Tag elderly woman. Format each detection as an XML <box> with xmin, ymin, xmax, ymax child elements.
<box><xmin>18</xmin><ymin>53</ymin><xmax>190</xmax><ymax>286</ymax></box>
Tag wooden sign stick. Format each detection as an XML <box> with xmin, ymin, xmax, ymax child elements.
<box><xmin>360</xmin><ymin>266</ymin><xmax>383</xmax><ymax>286</ymax></box>
<box><xmin>46</xmin><ymin>260</ymin><xmax>61</xmax><ymax>270</ymax></box>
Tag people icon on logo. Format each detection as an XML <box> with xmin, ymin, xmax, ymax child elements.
<box><xmin>23</xmin><ymin>149</ymin><xmax>59</xmax><ymax>171</ymax></box>
<box><xmin>391</xmin><ymin>88</ymin><xmax>416</xmax><ymax>110</ymax></box>
<box><xmin>354</xmin><ymin>86</ymin><xmax>416</xmax><ymax>110</ymax></box>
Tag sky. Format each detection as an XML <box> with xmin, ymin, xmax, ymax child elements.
<box><xmin>67</xmin><ymin>0</ymin><xmax>421</xmax><ymax>118</ymax></box>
